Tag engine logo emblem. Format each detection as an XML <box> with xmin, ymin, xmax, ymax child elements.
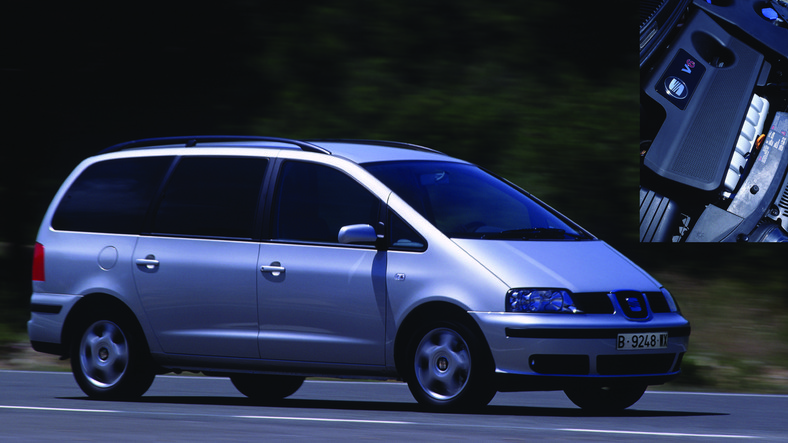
<box><xmin>665</xmin><ymin>76</ymin><xmax>688</xmax><ymax>100</ymax></box>
<box><xmin>655</xmin><ymin>49</ymin><xmax>704</xmax><ymax>110</ymax></box>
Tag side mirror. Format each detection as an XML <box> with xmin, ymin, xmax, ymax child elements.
<box><xmin>338</xmin><ymin>224</ymin><xmax>378</xmax><ymax>245</ymax></box>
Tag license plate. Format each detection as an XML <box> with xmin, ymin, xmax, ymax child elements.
<box><xmin>617</xmin><ymin>332</ymin><xmax>668</xmax><ymax>351</ymax></box>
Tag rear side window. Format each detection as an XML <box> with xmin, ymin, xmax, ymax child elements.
<box><xmin>273</xmin><ymin>161</ymin><xmax>380</xmax><ymax>243</ymax></box>
<box><xmin>151</xmin><ymin>157</ymin><xmax>269</xmax><ymax>239</ymax></box>
<box><xmin>52</xmin><ymin>157</ymin><xmax>173</xmax><ymax>234</ymax></box>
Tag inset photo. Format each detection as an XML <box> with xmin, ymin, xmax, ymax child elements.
<box><xmin>640</xmin><ymin>0</ymin><xmax>788</xmax><ymax>242</ymax></box>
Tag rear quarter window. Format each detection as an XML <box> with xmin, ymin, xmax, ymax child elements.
<box><xmin>51</xmin><ymin>156</ymin><xmax>173</xmax><ymax>234</ymax></box>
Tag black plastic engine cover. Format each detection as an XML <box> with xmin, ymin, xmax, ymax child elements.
<box><xmin>642</xmin><ymin>8</ymin><xmax>767</xmax><ymax>192</ymax></box>
<box><xmin>692</xmin><ymin>0</ymin><xmax>788</xmax><ymax>60</ymax></box>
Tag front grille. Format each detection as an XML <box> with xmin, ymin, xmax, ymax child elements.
<box><xmin>644</xmin><ymin>291</ymin><xmax>670</xmax><ymax>313</ymax></box>
<box><xmin>597</xmin><ymin>353</ymin><xmax>676</xmax><ymax>375</ymax></box>
<box><xmin>573</xmin><ymin>292</ymin><xmax>614</xmax><ymax>314</ymax></box>
<box><xmin>527</xmin><ymin>291</ymin><xmax>669</xmax><ymax>315</ymax></box>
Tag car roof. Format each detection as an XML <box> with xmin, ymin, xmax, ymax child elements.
<box><xmin>99</xmin><ymin>136</ymin><xmax>464</xmax><ymax>165</ymax></box>
<box><xmin>309</xmin><ymin>140</ymin><xmax>460</xmax><ymax>164</ymax></box>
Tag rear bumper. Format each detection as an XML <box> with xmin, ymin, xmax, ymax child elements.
<box><xmin>27</xmin><ymin>292</ymin><xmax>82</xmax><ymax>356</ymax></box>
<box><xmin>30</xmin><ymin>340</ymin><xmax>65</xmax><ymax>356</ymax></box>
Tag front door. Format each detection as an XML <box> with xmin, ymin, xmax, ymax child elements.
<box><xmin>256</xmin><ymin>160</ymin><xmax>387</xmax><ymax>365</ymax></box>
<box><xmin>257</xmin><ymin>244</ymin><xmax>386</xmax><ymax>364</ymax></box>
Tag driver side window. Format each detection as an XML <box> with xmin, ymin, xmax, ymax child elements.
<box><xmin>273</xmin><ymin>161</ymin><xmax>380</xmax><ymax>243</ymax></box>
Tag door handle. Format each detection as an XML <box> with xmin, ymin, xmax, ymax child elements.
<box><xmin>261</xmin><ymin>262</ymin><xmax>285</xmax><ymax>276</ymax></box>
<box><xmin>136</xmin><ymin>255</ymin><xmax>159</xmax><ymax>270</ymax></box>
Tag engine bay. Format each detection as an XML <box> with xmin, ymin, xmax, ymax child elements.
<box><xmin>640</xmin><ymin>0</ymin><xmax>788</xmax><ymax>242</ymax></box>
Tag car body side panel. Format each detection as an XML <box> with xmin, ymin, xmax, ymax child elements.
<box><xmin>27</xmin><ymin>229</ymin><xmax>146</xmax><ymax>346</ymax></box>
<box><xmin>133</xmin><ymin>236</ymin><xmax>260</xmax><ymax>358</ymax></box>
<box><xmin>256</xmin><ymin>243</ymin><xmax>387</xmax><ymax>365</ymax></box>
<box><xmin>33</xmin><ymin>230</ymin><xmax>141</xmax><ymax>299</ymax></box>
<box><xmin>382</xmin><ymin>191</ymin><xmax>510</xmax><ymax>312</ymax></box>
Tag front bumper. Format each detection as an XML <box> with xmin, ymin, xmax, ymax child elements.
<box><xmin>471</xmin><ymin>311</ymin><xmax>690</xmax><ymax>387</ymax></box>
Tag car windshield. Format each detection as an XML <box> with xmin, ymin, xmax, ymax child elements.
<box><xmin>363</xmin><ymin>161</ymin><xmax>591</xmax><ymax>240</ymax></box>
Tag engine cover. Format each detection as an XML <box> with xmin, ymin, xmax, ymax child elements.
<box><xmin>642</xmin><ymin>9</ymin><xmax>768</xmax><ymax>192</ymax></box>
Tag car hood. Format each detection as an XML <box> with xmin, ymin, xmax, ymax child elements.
<box><xmin>451</xmin><ymin>239</ymin><xmax>661</xmax><ymax>292</ymax></box>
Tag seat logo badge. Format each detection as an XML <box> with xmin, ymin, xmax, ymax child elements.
<box><xmin>395</xmin><ymin>273</ymin><xmax>406</xmax><ymax>281</ymax></box>
<box><xmin>665</xmin><ymin>76</ymin><xmax>688</xmax><ymax>100</ymax></box>
<box><xmin>626</xmin><ymin>297</ymin><xmax>643</xmax><ymax>312</ymax></box>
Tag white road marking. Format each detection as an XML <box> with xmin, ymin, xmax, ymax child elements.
<box><xmin>235</xmin><ymin>415</ymin><xmax>412</xmax><ymax>425</ymax></box>
<box><xmin>560</xmin><ymin>428</ymin><xmax>759</xmax><ymax>439</ymax></box>
<box><xmin>647</xmin><ymin>390</ymin><xmax>788</xmax><ymax>399</ymax></box>
<box><xmin>0</xmin><ymin>405</ymin><xmax>120</xmax><ymax>414</ymax></box>
<box><xmin>0</xmin><ymin>404</ymin><xmax>761</xmax><ymax>439</ymax></box>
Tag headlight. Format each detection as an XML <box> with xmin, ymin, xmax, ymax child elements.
<box><xmin>506</xmin><ymin>289</ymin><xmax>581</xmax><ymax>313</ymax></box>
<box><xmin>661</xmin><ymin>287</ymin><xmax>680</xmax><ymax>313</ymax></box>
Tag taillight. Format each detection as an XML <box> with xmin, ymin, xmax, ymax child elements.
<box><xmin>32</xmin><ymin>243</ymin><xmax>45</xmax><ymax>281</ymax></box>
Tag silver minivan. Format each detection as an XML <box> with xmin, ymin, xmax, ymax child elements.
<box><xmin>28</xmin><ymin>136</ymin><xmax>690</xmax><ymax>411</ymax></box>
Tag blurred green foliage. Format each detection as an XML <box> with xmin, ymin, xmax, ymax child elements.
<box><xmin>653</xmin><ymin>263</ymin><xmax>788</xmax><ymax>393</ymax></box>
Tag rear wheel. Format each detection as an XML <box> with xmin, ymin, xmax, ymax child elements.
<box><xmin>70</xmin><ymin>317</ymin><xmax>155</xmax><ymax>400</ymax></box>
<box><xmin>405</xmin><ymin>320</ymin><xmax>495</xmax><ymax>410</ymax></box>
<box><xmin>230</xmin><ymin>374</ymin><xmax>305</xmax><ymax>401</ymax></box>
<box><xmin>564</xmin><ymin>384</ymin><xmax>647</xmax><ymax>412</ymax></box>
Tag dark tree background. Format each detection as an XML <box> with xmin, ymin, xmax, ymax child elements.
<box><xmin>2</xmin><ymin>1</ymin><xmax>637</xmax><ymax>243</ymax></box>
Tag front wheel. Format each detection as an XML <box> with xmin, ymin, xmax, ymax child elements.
<box><xmin>564</xmin><ymin>384</ymin><xmax>647</xmax><ymax>412</ymax></box>
<box><xmin>230</xmin><ymin>374</ymin><xmax>305</xmax><ymax>402</ymax></box>
<box><xmin>70</xmin><ymin>317</ymin><xmax>155</xmax><ymax>400</ymax></box>
<box><xmin>405</xmin><ymin>321</ymin><xmax>495</xmax><ymax>410</ymax></box>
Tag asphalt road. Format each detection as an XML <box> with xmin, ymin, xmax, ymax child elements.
<box><xmin>1</xmin><ymin>370</ymin><xmax>787</xmax><ymax>442</ymax></box>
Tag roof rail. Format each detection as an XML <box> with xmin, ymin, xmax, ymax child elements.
<box><xmin>306</xmin><ymin>139</ymin><xmax>445</xmax><ymax>155</ymax></box>
<box><xmin>99</xmin><ymin>136</ymin><xmax>331</xmax><ymax>155</ymax></box>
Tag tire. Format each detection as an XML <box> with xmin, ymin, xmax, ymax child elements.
<box><xmin>230</xmin><ymin>374</ymin><xmax>305</xmax><ymax>401</ymax></box>
<box><xmin>405</xmin><ymin>320</ymin><xmax>495</xmax><ymax>410</ymax></box>
<box><xmin>564</xmin><ymin>384</ymin><xmax>647</xmax><ymax>412</ymax></box>
<box><xmin>70</xmin><ymin>317</ymin><xmax>155</xmax><ymax>400</ymax></box>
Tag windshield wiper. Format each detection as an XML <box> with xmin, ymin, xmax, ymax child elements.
<box><xmin>481</xmin><ymin>228</ymin><xmax>586</xmax><ymax>240</ymax></box>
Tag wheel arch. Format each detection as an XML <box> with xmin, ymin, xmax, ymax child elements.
<box><xmin>393</xmin><ymin>301</ymin><xmax>494</xmax><ymax>380</ymax></box>
<box><xmin>62</xmin><ymin>293</ymin><xmax>151</xmax><ymax>362</ymax></box>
